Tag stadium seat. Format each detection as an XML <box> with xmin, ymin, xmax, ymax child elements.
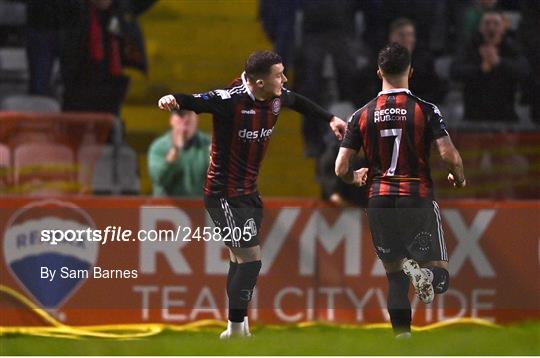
<box><xmin>1</xmin><ymin>94</ymin><xmax>60</xmax><ymax>112</ymax></box>
<box><xmin>0</xmin><ymin>47</ymin><xmax>27</xmax><ymax>74</ymax></box>
<box><xmin>503</xmin><ymin>11</ymin><xmax>521</xmax><ymax>31</ymax></box>
<box><xmin>78</xmin><ymin>143</ymin><xmax>140</xmax><ymax>195</ymax></box>
<box><xmin>117</xmin><ymin>145</ymin><xmax>140</xmax><ymax>194</ymax></box>
<box><xmin>0</xmin><ymin>0</ymin><xmax>26</xmax><ymax>26</ymax></box>
<box><xmin>434</xmin><ymin>55</ymin><xmax>452</xmax><ymax>80</ymax></box>
<box><xmin>0</xmin><ymin>143</ymin><xmax>11</xmax><ymax>190</ymax></box>
<box><xmin>78</xmin><ymin>144</ymin><xmax>112</xmax><ymax>194</ymax></box>
<box><xmin>14</xmin><ymin>143</ymin><xmax>76</xmax><ymax>194</ymax></box>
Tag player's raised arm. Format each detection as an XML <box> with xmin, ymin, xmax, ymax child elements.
<box><xmin>282</xmin><ymin>89</ymin><xmax>346</xmax><ymax>140</ymax></box>
<box><xmin>158</xmin><ymin>90</ymin><xmax>232</xmax><ymax>117</ymax></box>
<box><xmin>435</xmin><ymin>136</ymin><xmax>466</xmax><ymax>188</ymax></box>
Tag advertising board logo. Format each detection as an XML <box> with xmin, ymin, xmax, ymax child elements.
<box><xmin>3</xmin><ymin>199</ymin><xmax>98</xmax><ymax>309</ymax></box>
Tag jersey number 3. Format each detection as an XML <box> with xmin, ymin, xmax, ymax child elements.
<box><xmin>380</xmin><ymin>128</ymin><xmax>402</xmax><ymax>176</ymax></box>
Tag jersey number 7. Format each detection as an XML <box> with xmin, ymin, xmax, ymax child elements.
<box><xmin>380</xmin><ymin>128</ymin><xmax>402</xmax><ymax>176</ymax></box>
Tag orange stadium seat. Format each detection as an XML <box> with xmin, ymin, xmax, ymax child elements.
<box><xmin>0</xmin><ymin>143</ymin><xmax>11</xmax><ymax>190</ymax></box>
<box><xmin>77</xmin><ymin>144</ymin><xmax>114</xmax><ymax>194</ymax></box>
<box><xmin>14</xmin><ymin>142</ymin><xmax>76</xmax><ymax>194</ymax></box>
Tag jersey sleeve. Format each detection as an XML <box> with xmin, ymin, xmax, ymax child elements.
<box><xmin>281</xmin><ymin>88</ymin><xmax>334</xmax><ymax>122</ymax></box>
<box><xmin>340</xmin><ymin>110</ymin><xmax>363</xmax><ymax>151</ymax></box>
<box><xmin>173</xmin><ymin>89</ymin><xmax>233</xmax><ymax>117</ymax></box>
<box><xmin>427</xmin><ymin>104</ymin><xmax>449</xmax><ymax>139</ymax></box>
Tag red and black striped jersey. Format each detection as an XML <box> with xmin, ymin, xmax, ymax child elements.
<box><xmin>341</xmin><ymin>88</ymin><xmax>448</xmax><ymax>199</ymax></box>
<box><xmin>174</xmin><ymin>72</ymin><xmax>333</xmax><ymax>197</ymax></box>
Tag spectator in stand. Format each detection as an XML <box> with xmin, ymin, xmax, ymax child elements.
<box><xmin>61</xmin><ymin>0</ymin><xmax>156</xmax><ymax>115</ymax></box>
<box><xmin>518</xmin><ymin>0</ymin><xmax>540</xmax><ymax>124</ymax></box>
<box><xmin>388</xmin><ymin>18</ymin><xmax>448</xmax><ymax>104</ymax></box>
<box><xmin>25</xmin><ymin>0</ymin><xmax>66</xmax><ymax>96</ymax></box>
<box><xmin>294</xmin><ymin>0</ymin><xmax>360</xmax><ymax>158</ymax></box>
<box><xmin>148</xmin><ymin>110</ymin><xmax>211</xmax><ymax>197</ymax></box>
<box><xmin>258</xmin><ymin>0</ymin><xmax>299</xmax><ymax>71</ymax></box>
<box><xmin>450</xmin><ymin>10</ymin><xmax>529</xmax><ymax>122</ymax></box>
<box><xmin>461</xmin><ymin>0</ymin><xmax>499</xmax><ymax>46</ymax></box>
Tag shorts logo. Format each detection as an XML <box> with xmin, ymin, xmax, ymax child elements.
<box><xmin>271</xmin><ymin>98</ymin><xmax>281</xmax><ymax>115</ymax></box>
<box><xmin>244</xmin><ymin>218</ymin><xmax>257</xmax><ymax>237</ymax></box>
<box><xmin>3</xmin><ymin>199</ymin><xmax>98</xmax><ymax>309</ymax></box>
<box><xmin>412</xmin><ymin>231</ymin><xmax>432</xmax><ymax>257</ymax></box>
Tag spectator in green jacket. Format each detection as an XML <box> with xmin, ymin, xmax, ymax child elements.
<box><xmin>148</xmin><ymin>110</ymin><xmax>211</xmax><ymax>197</ymax></box>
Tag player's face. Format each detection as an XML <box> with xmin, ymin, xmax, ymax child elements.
<box><xmin>262</xmin><ymin>63</ymin><xmax>287</xmax><ymax>97</ymax></box>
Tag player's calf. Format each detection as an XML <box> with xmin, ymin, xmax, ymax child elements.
<box><xmin>386</xmin><ymin>270</ymin><xmax>412</xmax><ymax>335</ymax></box>
<box><xmin>222</xmin><ymin>260</ymin><xmax>261</xmax><ymax>339</ymax></box>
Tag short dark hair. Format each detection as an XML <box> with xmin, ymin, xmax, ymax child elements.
<box><xmin>245</xmin><ymin>51</ymin><xmax>282</xmax><ymax>81</ymax></box>
<box><xmin>480</xmin><ymin>8</ymin><xmax>505</xmax><ymax>20</ymax></box>
<box><xmin>389</xmin><ymin>17</ymin><xmax>415</xmax><ymax>35</ymax></box>
<box><xmin>377</xmin><ymin>43</ymin><xmax>411</xmax><ymax>76</ymax></box>
<box><xmin>171</xmin><ymin>109</ymin><xmax>191</xmax><ymax>117</ymax></box>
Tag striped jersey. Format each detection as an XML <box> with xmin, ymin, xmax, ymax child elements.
<box><xmin>174</xmin><ymin>72</ymin><xmax>333</xmax><ymax>197</ymax></box>
<box><xmin>341</xmin><ymin>88</ymin><xmax>448</xmax><ymax>198</ymax></box>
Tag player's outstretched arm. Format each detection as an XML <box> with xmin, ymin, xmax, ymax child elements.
<box><xmin>158</xmin><ymin>91</ymin><xmax>232</xmax><ymax>117</ymax></box>
<box><xmin>335</xmin><ymin>147</ymin><xmax>368</xmax><ymax>186</ymax></box>
<box><xmin>435</xmin><ymin>136</ymin><xmax>466</xmax><ymax>188</ymax></box>
<box><xmin>283</xmin><ymin>90</ymin><xmax>346</xmax><ymax>140</ymax></box>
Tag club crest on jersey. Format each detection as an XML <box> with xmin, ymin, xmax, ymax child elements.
<box><xmin>271</xmin><ymin>98</ymin><xmax>281</xmax><ymax>115</ymax></box>
<box><xmin>3</xmin><ymin>200</ymin><xmax>98</xmax><ymax>309</ymax></box>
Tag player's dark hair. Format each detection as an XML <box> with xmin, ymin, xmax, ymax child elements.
<box><xmin>389</xmin><ymin>17</ymin><xmax>415</xmax><ymax>35</ymax></box>
<box><xmin>245</xmin><ymin>51</ymin><xmax>282</xmax><ymax>81</ymax></box>
<box><xmin>377</xmin><ymin>43</ymin><xmax>411</xmax><ymax>76</ymax></box>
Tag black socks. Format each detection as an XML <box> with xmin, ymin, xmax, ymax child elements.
<box><xmin>427</xmin><ymin>266</ymin><xmax>450</xmax><ymax>294</ymax></box>
<box><xmin>227</xmin><ymin>260</ymin><xmax>262</xmax><ymax>323</ymax></box>
<box><xmin>227</xmin><ymin>261</ymin><xmax>238</xmax><ymax>293</ymax></box>
<box><xmin>386</xmin><ymin>271</ymin><xmax>412</xmax><ymax>333</ymax></box>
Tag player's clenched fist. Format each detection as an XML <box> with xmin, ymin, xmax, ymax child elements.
<box><xmin>158</xmin><ymin>95</ymin><xmax>179</xmax><ymax>111</ymax></box>
<box><xmin>329</xmin><ymin>116</ymin><xmax>346</xmax><ymax>141</ymax></box>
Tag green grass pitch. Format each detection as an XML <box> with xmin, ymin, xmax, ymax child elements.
<box><xmin>1</xmin><ymin>321</ymin><xmax>538</xmax><ymax>355</ymax></box>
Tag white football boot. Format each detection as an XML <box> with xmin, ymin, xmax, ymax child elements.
<box><xmin>402</xmin><ymin>259</ymin><xmax>434</xmax><ymax>304</ymax></box>
<box><xmin>219</xmin><ymin>318</ymin><xmax>252</xmax><ymax>340</ymax></box>
<box><xmin>395</xmin><ymin>332</ymin><xmax>412</xmax><ymax>340</ymax></box>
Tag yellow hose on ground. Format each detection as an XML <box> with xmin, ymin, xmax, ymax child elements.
<box><xmin>0</xmin><ymin>285</ymin><xmax>500</xmax><ymax>339</ymax></box>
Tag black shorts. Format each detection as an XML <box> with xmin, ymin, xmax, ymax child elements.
<box><xmin>366</xmin><ymin>196</ymin><xmax>448</xmax><ymax>263</ymax></box>
<box><xmin>204</xmin><ymin>193</ymin><xmax>263</xmax><ymax>248</ymax></box>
